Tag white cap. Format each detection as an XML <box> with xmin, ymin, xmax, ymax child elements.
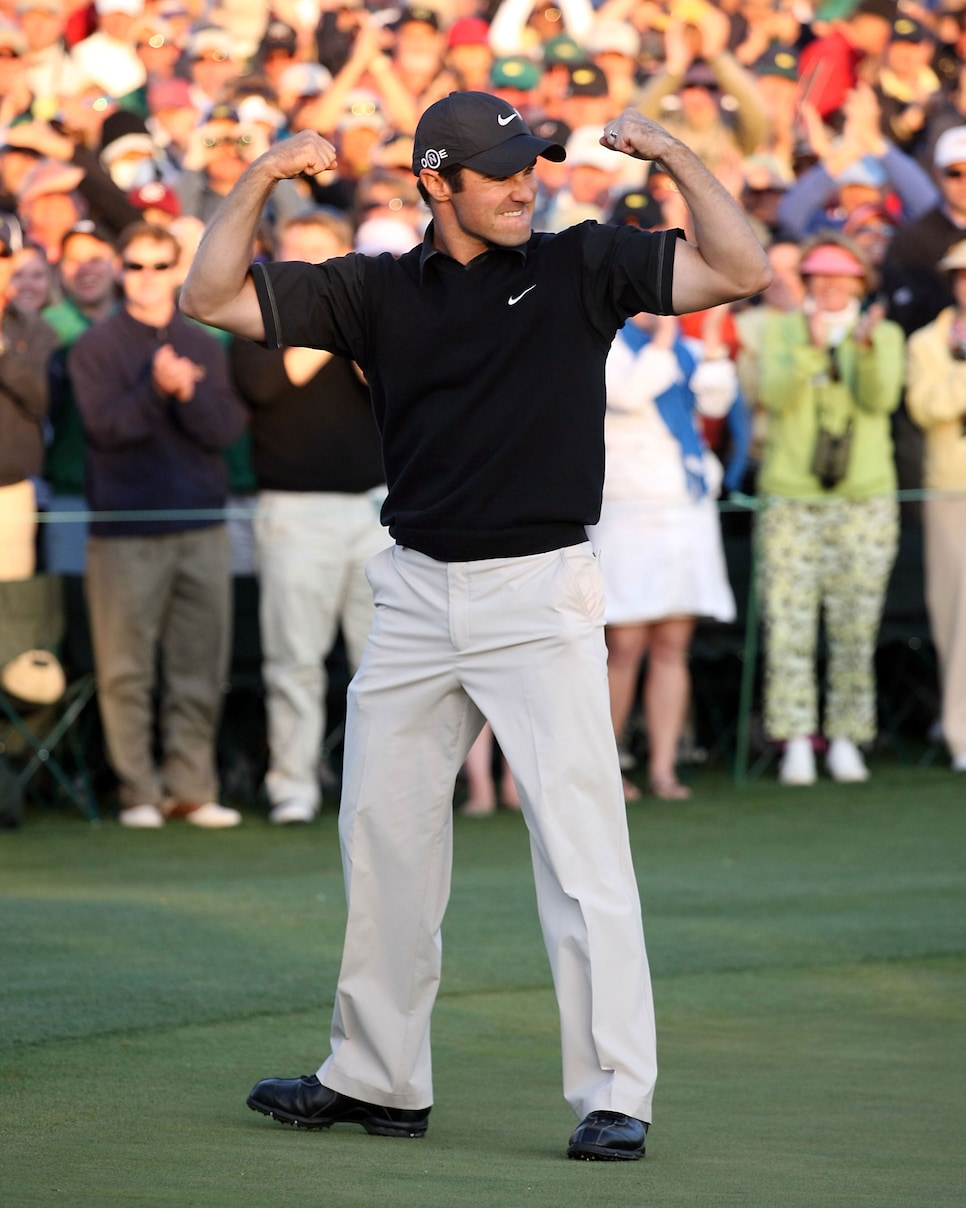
<box><xmin>586</xmin><ymin>20</ymin><xmax>640</xmax><ymax>58</ymax></box>
<box><xmin>277</xmin><ymin>61</ymin><xmax>332</xmax><ymax>103</ymax></box>
<box><xmin>236</xmin><ymin>95</ymin><xmax>284</xmax><ymax>129</ymax></box>
<box><xmin>354</xmin><ymin>216</ymin><xmax>418</xmax><ymax>257</ymax></box>
<box><xmin>934</xmin><ymin>125</ymin><xmax>966</xmax><ymax>169</ymax></box>
<box><xmin>95</xmin><ymin>0</ymin><xmax>143</xmax><ymax>14</ymax></box>
<box><xmin>565</xmin><ymin>125</ymin><xmax>623</xmax><ymax>173</ymax></box>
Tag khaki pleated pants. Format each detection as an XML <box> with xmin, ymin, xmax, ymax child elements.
<box><xmin>316</xmin><ymin>543</ymin><xmax>657</xmax><ymax>1123</ymax></box>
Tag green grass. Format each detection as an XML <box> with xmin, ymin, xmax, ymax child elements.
<box><xmin>1</xmin><ymin>761</ymin><xmax>964</xmax><ymax>1207</ymax></box>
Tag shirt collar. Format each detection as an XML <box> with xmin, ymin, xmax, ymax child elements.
<box><xmin>418</xmin><ymin>221</ymin><xmax>530</xmax><ymax>281</ymax></box>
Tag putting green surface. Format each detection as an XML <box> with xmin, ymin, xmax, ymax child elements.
<box><xmin>2</xmin><ymin>763</ymin><xmax>963</xmax><ymax>1206</ymax></box>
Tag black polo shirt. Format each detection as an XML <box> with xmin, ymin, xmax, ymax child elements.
<box><xmin>252</xmin><ymin>220</ymin><xmax>678</xmax><ymax>561</ymax></box>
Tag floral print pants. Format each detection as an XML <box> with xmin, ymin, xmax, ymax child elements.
<box><xmin>757</xmin><ymin>495</ymin><xmax>899</xmax><ymax>743</ymax></box>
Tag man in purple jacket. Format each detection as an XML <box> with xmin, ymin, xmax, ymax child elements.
<box><xmin>71</xmin><ymin>221</ymin><xmax>248</xmax><ymax>829</ymax></box>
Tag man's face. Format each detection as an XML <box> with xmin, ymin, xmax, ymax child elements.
<box><xmin>118</xmin><ymin>234</ymin><xmax>179</xmax><ymax>314</ymax></box>
<box><xmin>441</xmin><ymin>162</ymin><xmax>539</xmax><ymax>251</ymax></box>
<box><xmin>203</xmin><ymin>118</ymin><xmax>251</xmax><ymax>186</ymax></box>
<box><xmin>21</xmin><ymin>7</ymin><xmax>65</xmax><ymax>53</ymax></box>
<box><xmin>98</xmin><ymin>11</ymin><xmax>137</xmax><ymax>41</ymax></box>
<box><xmin>393</xmin><ymin>18</ymin><xmax>443</xmax><ymax>74</ymax></box>
<box><xmin>568</xmin><ymin>163</ymin><xmax>619</xmax><ymax>205</ymax></box>
<box><xmin>59</xmin><ymin>232</ymin><xmax>116</xmax><ymax>307</ymax></box>
<box><xmin>850</xmin><ymin>14</ymin><xmax>892</xmax><ymax>56</ymax></box>
<box><xmin>190</xmin><ymin>49</ymin><xmax>237</xmax><ymax>99</ymax></box>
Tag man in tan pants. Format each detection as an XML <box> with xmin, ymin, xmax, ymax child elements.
<box><xmin>181</xmin><ymin>92</ymin><xmax>770</xmax><ymax>1159</ymax></box>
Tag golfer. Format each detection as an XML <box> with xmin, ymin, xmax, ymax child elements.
<box><xmin>181</xmin><ymin>92</ymin><xmax>770</xmax><ymax>1161</ymax></box>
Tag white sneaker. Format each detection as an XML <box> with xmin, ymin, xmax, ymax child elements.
<box><xmin>779</xmin><ymin>737</ymin><xmax>816</xmax><ymax>786</ymax></box>
<box><xmin>951</xmin><ymin>751</ymin><xmax>966</xmax><ymax>773</ymax></box>
<box><xmin>184</xmin><ymin>802</ymin><xmax>243</xmax><ymax>828</ymax></box>
<box><xmin>269</xmin><ymin>800</ymin><xmax>317</xmax><ymax>825</ymax></box>
<box><xmin>826</xmin><ymin>738</ymin><xmax>870</xmax><ymax>783</ymax></box>
<box><xmin>119</xmin><ymin>804</ymin><xmax>165</xmax><ymax>828</ymax></box>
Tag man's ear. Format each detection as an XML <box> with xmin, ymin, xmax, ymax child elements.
<box><xmin>419</xmin><ymin>169</ymin><xmax>450</xmax><ymax>204</ymax></box>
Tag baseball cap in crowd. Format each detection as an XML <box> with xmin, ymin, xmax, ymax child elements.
<box><xmin>938</xmin><ymin>238</ymin><xmax>966</xmax><ymax>271</ymax></box>
<box><xmin>128</xmin><ymin>180</ymin><xmax>180</xmax><ymax>218</ymax></box>
<box><xmin>564</xmin><ymin>125</ymin><xmax>620</xmax><ymax>172</ymax></box>
<box><xmin>446</xmin><ymin>16</ymin><xmax>490</xmax><ymax>47</ymax></box>
<box><xmin>277</xmin><ymin>62</ymin><xmax>333</xmax><ymax>105</ymax></box>
<box><xmin>412</xmin><ymin>91</ymin><xmax>566</xmax><ymax>176</ymax></box>
<box><xmin>542</xmin><ymin>34</ymin><xmax>584</xmax><ymax>65</ymax></box>
<box><xmin>751</xmin><ymin>43</ymin><xmax>799</xmax><ymax>81</ymax></box>
<box><xmin>565</xmin><ymin>63</ymin><xmax>609</xmax><ymax>98</ymax></box>
<box><xmin>99</xmin><ymin>109</ymin><xmax>155</xmax><ymax>165</ymax></box>
<box><xmin>188</xmin><ymin>25</ymin><xmax>233</xmax><ymax>60</ymax></box>
<box><xmin>394</xmin><ymin>5</ymin><xmax>440</xmax><ymax>31</ymax></box>
<box><xmin>355</xmin><ymin>216</ymin><xmax>419</xmax><ymax>257</ymax></box>
<box><xmin>259</xmin><ymin>19</ymin><xmax>297</xmax><ymax>57</ymax></box>
<box><xmin>799</xmin><ymin>240</ymin><xmax>868</xmax><ymax>279</ymax></box>
<box><xmin>891</xmin><ymin>14</ymin><xmax>930</xmax><ymax>41</ymax></box>
<box><xmin>237</xmin><ymin>94</ymin><xmax>285</xmax><ymax>130</ymax></box>
<box><xmin>490</xmin><ymin>55</ymin><xmax>541</xmax><ymax>91</ymax></box>
<box><xmin>683</xmin><ymin>59</ymin><xmax>719</xmax><ymax>89</ymax></box>
<box><xmin>606</xmin><ymin>188</ymin><xmax>663</xmax><ymax>229</ymax></box>
<box><xmin>61</xmin><ymin>218</ymin><xmax>116</xmax><ymax>254</ymax></box>
<box><xmin>585</xmin><ymin>20</ymin><xmax>640</xmax><ymax>58</ymax></box>
<box><xmin>935</xmin><ymin>125</ymin><xmax>966</xmax><ymax>168</ymax></box>
<box><xmin>532</xmin><ymin>116</ymin><xmax>571</xmax><ymax>145</ymax></box>
<box><xmin>742</xmin><ymin>153</ymin><xmax>793</xmax><ymax>192</ymax></box>
<box><xmin>94</xmin><ymin>0</ymin><xmax>143</xmax><ymax>14</ymax></box>
<box><xmin>835</xmin><ymin>154</ymin><xmax>887</xmax><ymax>188</ymax></box>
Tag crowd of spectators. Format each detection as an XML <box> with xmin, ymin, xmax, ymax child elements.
<box><xmin>1</xmin><ymin>0</ymin><xmax>966</xmax><ymax>822</ymax></box>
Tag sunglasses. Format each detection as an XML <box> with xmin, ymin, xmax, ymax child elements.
<box><xmin>202</xmin><ymin>135</ymin><xmax>253</xmax><ymax>149</ymax></box>
<box><xmin>944</xmin><ymin>167</ymin><xmax>966</xmax><ymax>179</ymax></box>
<box><xmin>122</xmin><ymin>260</ymin><xmax>175</xmax><ymax>272</ymax></box>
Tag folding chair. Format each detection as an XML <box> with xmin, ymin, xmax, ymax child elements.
<box><xmin>0</xmin><ymin>575</ymin><xmax>99</xmax><ymax>822</ymax></box>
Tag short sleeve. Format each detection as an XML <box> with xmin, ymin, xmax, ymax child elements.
<box><xmin>579</xmin><ymin>223</ymin><xmax>681</xmax><ymax>336</ymax></box>
<box><xmin>251</xmin><ymin>254</ymin><xmax>369</xmax><ymax>359</ymax></box>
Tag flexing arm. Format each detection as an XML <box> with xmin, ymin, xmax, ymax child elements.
<box><xmin>603</xmin><ymin>111</ymin><xmax>771</xmax><ymax>313</ymax></box>
<box><xmin>179</xmin><ymin>131</ymin><xmax>338</xmax><ymax>341</ymax></box>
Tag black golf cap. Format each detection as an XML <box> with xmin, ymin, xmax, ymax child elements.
<box><xmin>412</xmin><ymin>91</ymin><xmax>566</xmax><ymax>178</ymax></box>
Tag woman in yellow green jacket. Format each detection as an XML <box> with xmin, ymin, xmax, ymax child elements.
<box><xmin>758</xmin><ymin>233</ymin><xmax>904</xmax><ymax>786</ymax></box>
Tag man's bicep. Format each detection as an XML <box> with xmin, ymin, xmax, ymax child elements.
<box><xmin>180</xmin><ymin>273</ymin><xmax>266</xmax><ymax>344</ymax></box>
<box><xmin>669</xmin><ymin>241</ymin><xmax>750</xmax><ymax>316</ymax></box>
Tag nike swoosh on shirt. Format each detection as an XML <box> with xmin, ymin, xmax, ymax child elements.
<box><xmin>507</xmin><ymin>286</ymin><xmax>537</xmax><ymax>305</ymax></box>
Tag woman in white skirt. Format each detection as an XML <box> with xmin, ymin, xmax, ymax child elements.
<box><xmin>589</xmin><ymin>310</ymin><xmax>737</xmax><ymax>799</ymax></box>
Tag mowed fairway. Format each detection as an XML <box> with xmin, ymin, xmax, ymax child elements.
<box><xmin>1</xmin><ymin>761</ymin><xmax>963</xmax><ymax>1208</ymax></box>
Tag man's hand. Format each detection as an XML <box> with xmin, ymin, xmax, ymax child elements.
<box><xmin>250</xmin><ymin>128</ymin><xmax>338</xmax><ymax>181</ymax></box>
<box><xmin>600</xmin><ymin>110</ymin><xmax>678</xmax><ymax>162</ymax></box>
<box><xmin>153</xmin><ymin>343</ymin><xmax>205</xmax><ymax>403</ymax></box>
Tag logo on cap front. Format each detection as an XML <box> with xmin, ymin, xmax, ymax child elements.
<box><xmin>420</xmin><ymin>147</ymin><xmax>449</xmax><ymax>170</ymax></box>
